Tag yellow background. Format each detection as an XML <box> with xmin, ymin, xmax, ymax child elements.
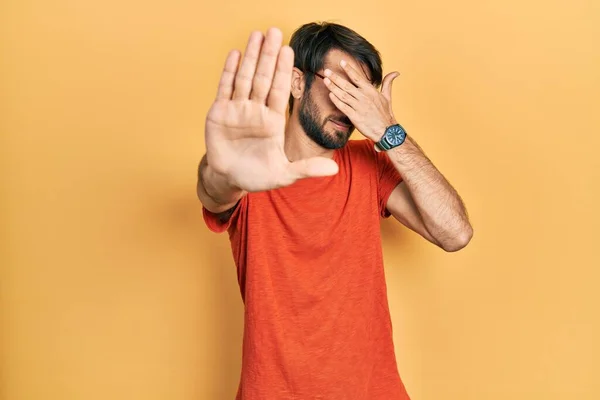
<box><xmin>2</xmin><ymin>0</ymin><xmax>599</xmax><ymax>399</ymax></box>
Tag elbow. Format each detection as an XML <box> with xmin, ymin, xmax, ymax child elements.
<box><xmin>441</xmin><ymin>225</ymin><xmax>473</xmax><ymax>252</ymax></box>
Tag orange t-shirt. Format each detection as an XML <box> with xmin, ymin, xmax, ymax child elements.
<box><xmin>203</xmin><ymin>139</ymin><xmax>410</xmax><ymax>400</ymax></box>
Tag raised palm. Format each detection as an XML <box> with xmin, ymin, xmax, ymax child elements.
<box><xmin>205</xmin><ymin>28</ymin><xmax>338</xmax><ymax>193</ymax></box>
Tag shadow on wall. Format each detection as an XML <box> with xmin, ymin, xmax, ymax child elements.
<box><xmin>204</xmin><ymin>232</ymin><xmax>244</xmax><ymax>399</ymax></box>
<box><xmin>380</xmin><ymin>215</ymin><xmax>431</xmax><ymax>269</ymax></box>
<box><xmin>156</xmin><ymin>189</ymin><xmax>244</xmax><ymax>399</ymax></box>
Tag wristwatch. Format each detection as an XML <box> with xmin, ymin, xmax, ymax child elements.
<box><xmin>375</xmin><ymin>123</ymin><xmax>407</xmax><ymax>151</ymax></box>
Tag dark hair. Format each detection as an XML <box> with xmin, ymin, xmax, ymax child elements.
<box><xmin>288</xmin><ymin>22</ymin><xmax>383</xmax><ymax>114</ymax></box>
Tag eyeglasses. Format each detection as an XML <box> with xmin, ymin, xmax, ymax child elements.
<box><xmin>304</xmin><ymin>70</ymin><xmax>326</xmax><ymax>80</ymax></box>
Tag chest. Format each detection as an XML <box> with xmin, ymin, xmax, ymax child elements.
<box><xmin>245</xmin><ymin>161</ymin><xmax>380</xmax><ymax>255</ymax></box>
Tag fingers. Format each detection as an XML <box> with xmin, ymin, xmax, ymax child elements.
<box><xmin>233</xmin><ymin>31</ymin><xmax>264</xmax><ymax>100</ymax></box>
<box><xmin>288</xmin><ymin>157</ymin><xmax>339</xmax><ymax>180</ymax></box>
<box><xmin>328</xmin><ymin>91</ymin><xmax>355</xmax><ymax>117</ymax></box>
<box><xmin>381</xmin><ymin>71</ymin><xmax>400</xmax><ymax>102</ymax></box>
<box><xmin>216</xmin><ymin>50</ymin><xmax>241</xmax><ymax>100</ymax></box>
<box><xmin>323</xmin><ymin>76</ymin><xmax>358</xmax><ymax>108</ymax></box>
<box><xmin>339</xmin><ymin>59</ymin><xmax>370</xmax><ymax>88</ymax></box>
<box><xmin>267</xmin><ymin>45</ymin><xmax>294</xmax><ymax>114</ymax></box>
<box><xmin>324</xmin><ymin>68</ymin><xmax>361</xmax><ymax>98</ymax></box>
<box><xmin>250</xmin><ymin>27</ymin><xmax>283</xmax><ymax>103</ymax></box>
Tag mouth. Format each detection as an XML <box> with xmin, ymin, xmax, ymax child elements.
<box><xmin>329</xmin><ymin>119</ymin><xmax>352</xmax><ymax>132</ymax></box>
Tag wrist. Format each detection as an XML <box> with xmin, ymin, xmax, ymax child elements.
<box><xmin>200</xmin><ymin>157</ymin><xmax>245</xmax><ymax>206</ymax></box>
<box><xmin>388</xmin><ymin>134</ymin><xmax>415</xmax><ymax>154</ymax></box>
<box><xmin>372</xmin><ymin>117</ymin><xmax>397</xmax><ymax>142</ymax></box>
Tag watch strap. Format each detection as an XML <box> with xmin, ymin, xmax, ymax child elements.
<box><xmin>375</xmin><ymin>136</ymin><xmax>392</xmax><ymax>151</ymax></box>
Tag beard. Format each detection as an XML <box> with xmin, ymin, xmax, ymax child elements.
<box><xmin>298</xmin><ymin>90</ymin><xmax>355</xmax><ymax>150</ymax></box>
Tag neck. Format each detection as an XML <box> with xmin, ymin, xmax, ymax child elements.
<box><xmin>284</xmin><ymin>112</ymin><xmax>334</xmax><ymax>163</ymax></box>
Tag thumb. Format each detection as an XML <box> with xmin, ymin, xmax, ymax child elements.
<box><xmin>287</xmin><ymin>157</ymin><xmax>339</xmax><ymax>181</ymax></box>
<box><xmin>381</xmin><ymin>71</ymin><xmax>400</xmax><ymax>102</ymax></box>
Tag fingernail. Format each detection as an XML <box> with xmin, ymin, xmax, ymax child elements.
<box><xmin>340</xmin><ymin>60</ymin><xmax>347</xmax><ymax>67</ymax></box>
<box><xmin>324</xmin><ymin>69</ymin><xmax>332</xmax><ymax>77</ymax></box>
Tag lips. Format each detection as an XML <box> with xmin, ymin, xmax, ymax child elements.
<box><xmin>329</xmin><ymin>119</ymin><xmax>352</xmax><ymax>131</ymax></box>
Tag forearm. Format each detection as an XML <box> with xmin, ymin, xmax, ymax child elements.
<box><xmin>197</xmin><ymin>154</ymin><xmax>246</xmax><ymax>214</ymax></box>
<box><xmin>387</xmin><ymin>135</ymin><xmax>472</xmax><ymax>250</ymax></box>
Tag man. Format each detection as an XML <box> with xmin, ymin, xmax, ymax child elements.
<box><xmin>197</xmin><ymin>22</ymin><xmax>473</xmax><ymax>400</ymax></box>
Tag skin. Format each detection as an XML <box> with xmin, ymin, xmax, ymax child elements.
<box><xmin>197</xmin><ymin>27</ymin><xmax>473</xmax><ymax>252</ymax></box>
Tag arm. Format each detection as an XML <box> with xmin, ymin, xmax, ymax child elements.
<box><xmin>319</xmin><ymin>59</ymin><xmax>472</xmax><ymax>252</ymax></box>
<box><xmin>196</xmin><ymin>153</ymin><xmax>246</xmax><ymax>214</ymax></box>
<box><xmin>384</xmin><ymin>134</ymin><xmax>473</xmax><ymax>252</ymax></box>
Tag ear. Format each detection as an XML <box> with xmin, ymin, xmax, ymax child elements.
<box><xmin>291</xmin><ymin>67</ymin><xmax>306</xmax><ymax>100</ymax></box>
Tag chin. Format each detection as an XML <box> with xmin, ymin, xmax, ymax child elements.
<box><xmin>325</xmin><ymin>131</ymin><xmax>351</xmax><ymax>149</ymax></box>
<box><xmin>334</xmin><ymin>128</ymin><xmax>354</xmax><ymax>143</ymax></box>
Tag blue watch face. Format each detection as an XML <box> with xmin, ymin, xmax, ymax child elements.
<box><xmin>386</xmin><ymin>125</ymin><xmax>406</xmax><ymax>146</ymax></box>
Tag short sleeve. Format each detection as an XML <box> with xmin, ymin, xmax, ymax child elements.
<box><xmin>202</xmin><ymin>196</ymin><xmax>247</xmax><ymax>233</ymax></box>
<box><xmin>375</xmin><ymin>147</ymin><xmax>403</xmax><ymax>218</ymax></box>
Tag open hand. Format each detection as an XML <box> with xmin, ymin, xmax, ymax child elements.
<box><xmin>205</xmin><ymin>28</ymin><xmax>339</xmax><ymax>193</ymax></box>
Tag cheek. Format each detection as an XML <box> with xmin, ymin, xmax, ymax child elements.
<box><xmin>316</xmin><ymin>88</ymin><xmax>348</xmax><ymax>116</ymax></box>
<box><xmin>325</xmin><ymin>93</ymin><xmax>337</xmax><ymax>108</ymax></box>
<box><xmin>316</xmin><ymin>86</ymin><xmax>335</xmax><ymax>106</ymax></box>
<box><xmin>311</xmin><ymin>88</ymin><xmax>337</xmax><ymax>113</ymax></box>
